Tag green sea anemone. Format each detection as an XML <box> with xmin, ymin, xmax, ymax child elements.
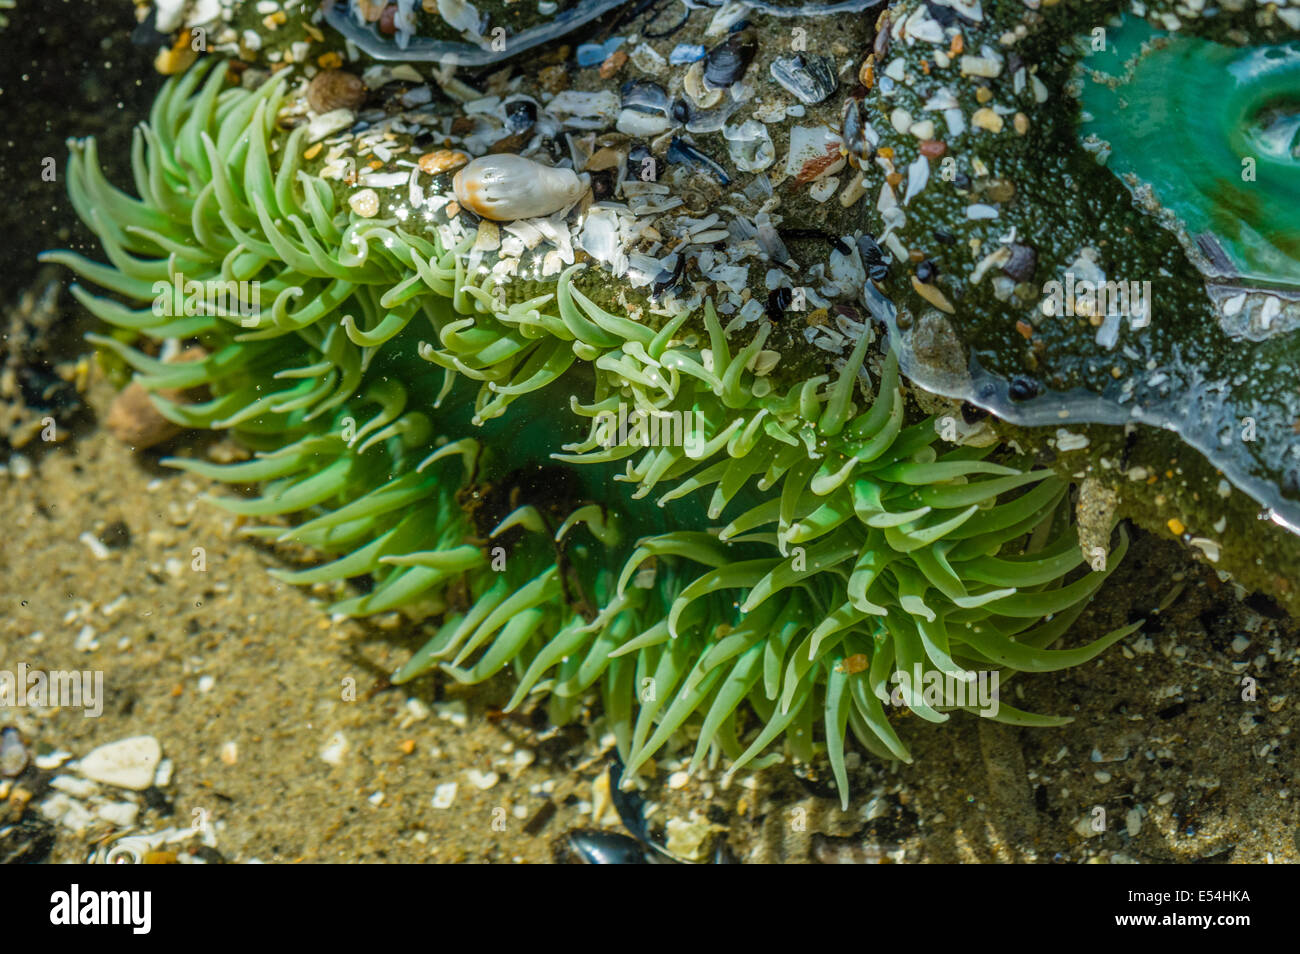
<box><xmin>44</xmin><ymin>60</ymin><xmax>1139</xmax><ymax>807</ymax></box>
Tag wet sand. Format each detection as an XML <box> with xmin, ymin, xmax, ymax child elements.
<box><xmin>2</xmin><ymin>366</ymin><xmax>1297</xmax><ymax>863</ymax></box>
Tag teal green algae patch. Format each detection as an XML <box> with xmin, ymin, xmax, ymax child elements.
<box><xmin>1081</xmin><ymin>17</ymin><xmax>1300</xmax><ymax>287</ymax></box>
<box><xmin>44</xmin><ymin>62</ymin><xmax>1139</xmax><ymax>805</ymax></box>
<box><xmin>857</xmin><ymin>0</ymin><xmax>1300</xmax><ymax>597</ymax></box>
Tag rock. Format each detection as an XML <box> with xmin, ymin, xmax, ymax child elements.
<box><xmin>1076</xmin><ymin>476</ymin><xmax>1119</xmax><ymax>569</ymax></box>
<box><xmin>106</xmin><ymin>347</ymin><xmax>206</xmax><ymax>450</ymax></box>
<box><xmin>76</xmin><ymin>736</ymin><xmax>162</xmax><ymax>790</ymax></box>
<box><xmin>106</xmin><ymin>381</ymin><xmax>181</xmax><ymax>449</ymax></box>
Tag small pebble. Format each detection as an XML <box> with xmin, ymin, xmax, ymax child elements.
<box><xmin>307</xmin><ymin>69</ymin><xmax>366</xmax><ymax>113</ymax></box>
<box><xmin>50</xmin><ymin>775</ymin><xmax>98</xmax><ymax>797</ymax></box>
<box><xmin>34</xmin><ymin>750</ymin><xmax>72</xmax><ymax>771</ymax></box>
<box><xmin>1125</xmin><ymin>807</ymin><xmax>1143</xmax><ymax>837</ymax></box>
<box><xmin>599</xmin><ymin>50</ymin><xmax>629</xmax><ymax>79</ymax></box>
<box><xmin>106</xmin><ymin>382</ymin><xmax>182</xmax><ymax>449</ymax></box>
<box><xmin>78</xmin><ymin>532</ymin><xmax>111</xmax><ymax>560</ymax></box>
<box><xmin>154</xmin><ymin>758</ymin><xmax>173</xmax><ymax>787</ymax></box>
<box><xmin>77</xmin><ymin>736</ymin><xmax>162</xmax><ymax>791</ymax></box>
<box><xmin>417</xmin><ymin>150</ymin><xmax>468</xmax><ymax>176</ymax></box>
<box><xmin>320</xmin><ymin>731</ymin><xmax>348</xmax><ymax>766</ymax></box>
<box><xmin>432</xmin><ymin>782</ymin><xmax>458</xmax><ymax>808</ymax></box>
<box><xmin>512</xmin><ymin>748</ymin><xmax>536</xmax><ymax>770</ymax></box>
<box><xmin>1</xmin><ymin>728</ymin><xmax>30</xmax><ymax>778</ymax></box>
<box><xmin>97</xmin><ymin>801</ymin><xmax>140</xmax><ymax>827</ymax></box>
<box><xmin>74</xmin><ymin>625</ymin><xmax>98</xmax><ymax>652</ymax></box>
<box><xmin>435</xmin><ymin>700</ymin><xmax>468</xmax><ymax>728</ymax></box>
<box><xmin>971</xmin><ymin>107</ymin><xmax>1004</xmax><ymax>133</ymax></box>
<box><xmin>349</xmin><ymin>188</ymin><xmax>380</xmax><ymax>218</ymax></box>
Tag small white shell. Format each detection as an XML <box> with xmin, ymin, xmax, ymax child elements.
<box><xmin>452</xmin><ymin>155</ymin><xmax>590</xmax><ymax>222</ymax></box>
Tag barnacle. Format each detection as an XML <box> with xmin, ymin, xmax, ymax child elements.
<box><xmin>45</xmin><ymin>61</ymin><xmax>1139</xmax><ymax>807</ymax></box>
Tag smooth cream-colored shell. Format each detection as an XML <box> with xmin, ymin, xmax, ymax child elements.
<box><xmin>452</xmin><ymin>154</ymin><xmax>589</xmax><ymax>221</ymax></box>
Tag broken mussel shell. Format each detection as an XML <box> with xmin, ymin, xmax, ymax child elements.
<box><xmin>770</xmin><ymin>53</ymin><xmax>838</xmax><ymax>105</ymax></box>
<box><xmin>841</xmin><ymin>97</ymin><xmax>878</xmax><ymax>165</ymax></box>
<box><xmin>704</xmin><ymin>26</ymin><xmax>757</xmax><ymax>89</ymax></box>
<box><xmin>322</xmin><ymin>0</ymin><xmax>632</xmax><ymax>67</ymax></box>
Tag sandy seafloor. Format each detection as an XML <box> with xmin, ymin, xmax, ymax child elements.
<box><xmin>1</xmin><ymin>1</ymin><xmax>1298</xmax><ymax>865</ymax></box>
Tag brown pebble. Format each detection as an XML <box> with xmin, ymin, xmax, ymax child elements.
<box><xmin>106</xmin><ymin>347</ymin><xmax>207</xmax><ymax>451</ymax></box>
<box><xmin>538</xmin><ymin>64</ymin><xmax>569</xmax><ymax>95</ymax></box>
<box><xmin>107</xmin><ymin>382</ymin><xmax>182</xmax><ymax>450</ymax></box>
<box><xmin>418</xmin><ymin>149</ymin><xmax>469</xmax><ymax>175</ymax></box>
<box><xmin>599</xmin><ymin>49</ymin><xmax>628</xmax><ymax>79</ymax></box>
<box><xmin>487</xmin><ymin>132</ymin><xmax>531</xmax><ymax>155</ymax></box>
<box><xmin>886</xmin><ymin>171</ymin><xmax>903</xmax><ymax>187</ymax></box>
<box><xmin>307</xmin><ymin>70</ymin><xmax>366</xmax><ymax>114</ymax></box>
<box><xmin>984</xmin><ymin>178</ymin><xmax>1016</xmax><ymax>203</ymax></box>
<box><xmin>1001</xmin><ymin>243</ymin><xmax>1038</xmax><ymax>282</ymax></box>
<box><xmin>379</xmin><ymin>4</ymin><xmax>398</xmax><ymax>34</ymax></box>
<box><xmin>585</xmin><ymin>147</ymin><xmax>625</xmax><ymax>172</ymax></box>
<box><xmin>919</xmin><ymin>139</ymin><xmax>946</xmax><ymax>158</ymax></box>
<box><xmin>910</xmin><ymin>274</ymin><xmax>955</xmax><ymax>314</ymax></box>
<box><xmin>538</xmin><ymin>44</ymin><xmax>571</xmax><ymax>66</ymax></box>
<box><xmin>1015</xmin><ymin>319</ymin><xmax>1034</xmax><ymax>340</ymax></box>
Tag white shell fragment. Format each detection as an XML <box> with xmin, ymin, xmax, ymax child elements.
<box><xmin>723</xmin><ymin>120</ymin><xmax>776</xmax><ymax>172</ymax></box>
<box><xmin>76</xmin><ymin>736</ymin><xmax>162</xmax><ymax>791</ymax></box>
